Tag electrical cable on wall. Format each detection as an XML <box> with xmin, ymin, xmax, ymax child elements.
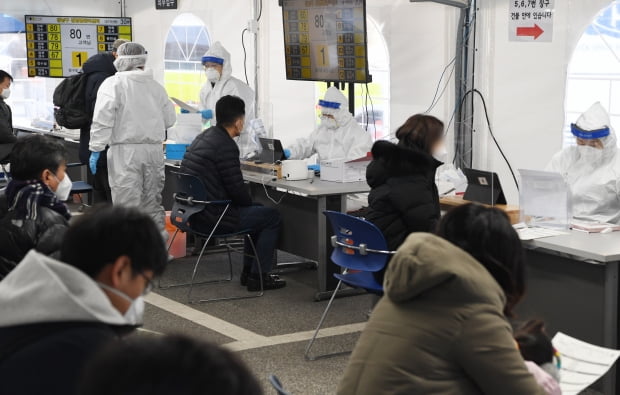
<box><xmin>366</xmin><ymin>83</ymin><xmax>377</xmax><ymax>139</ymax></box>
<box><xmin>241</xmin><ymin>28</ymin><xmax>249</xmax><ymax>85</ymax></box>
<box><xmin>452</xmin><ymin>88</ymin><xmax>520</xmax><ymax>191</ymax></box>
<box><xmin>257</xmin><ymin>0</ymin><xmax>263</xmax><ymax>21</ymax></box>
<box><xmin>425</xmin><ymin>57</ymin><xmax>456</xmax><ymax>114</ymax></box>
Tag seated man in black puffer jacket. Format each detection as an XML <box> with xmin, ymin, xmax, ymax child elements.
<box><xmin>0</xmin><ymin>135</ymin><xmax>71</xmax><ymax>279</ymax></box>
<box><xmin>365</xmin><ymin>114</ymin><xmax>446</xmax><ymax>283</ymax></box>
<box><xmin>181</xmin><ymin>95</ymin><xmax>285</xmax><ymax>292</ymax></box>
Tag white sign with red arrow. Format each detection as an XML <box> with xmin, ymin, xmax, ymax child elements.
<box><xmin>509</xmin><ymin>0</ymin><xmax>554</xmax><ymax>42</ymax></box>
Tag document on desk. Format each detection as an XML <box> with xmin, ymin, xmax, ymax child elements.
<box><xmin>553</xmin><ymin>332</ymin><xmax>620</xmax><ymax>395</ymax></box>
<box><xmin>515</xmin><ymin>226</ymin><xmax>568</xmax><ymax>240</ymax></box>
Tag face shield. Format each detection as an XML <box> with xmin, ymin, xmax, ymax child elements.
<box><xmin>572</xmin><ymin>123</ymin><xmax>610</xmax><ymax>162</ymax></box>
<box><xmin>202</xmin><ymin>56</ymin><xmax>224</xmax><ymax>83</ymax></box>
<box><xmin>318</xmin><ymin>99</ymin><xmax>341</xmax><ymax>129</ymax></box>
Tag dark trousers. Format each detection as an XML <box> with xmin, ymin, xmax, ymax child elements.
<box><xmin>237</xmin><ymin>205</ymin><xmax>281</xmax><ymax>274</ymax></box>
<box><xmin>86</xmin><ymin>166</ymin><xmax>112</xmax><ymax>204</ymax></box>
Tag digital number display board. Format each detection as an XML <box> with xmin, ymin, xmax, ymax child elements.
<box><xmin>282</xmin><ymin>0</ymin><xmax>370</xmax><ymax>83</ymax></box>
<box><xmin>25</xmin><ymin>15</ymin><xmax>132</xmax><ymax>78</ymax></box>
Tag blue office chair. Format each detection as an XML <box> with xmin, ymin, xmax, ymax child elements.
<box><xmin>66</xmin><ymin>162</ymin><xmax>93</xmax><ymax>211</ymax></box>
<box><xmin>268</xmin><ymin>375</ymin><xmax>291</xmax><ymax>395</ymax></box>
<box><xmin>159</xmin><ymin>172</ymin><xmax>263</xmax><ymax>303</ymax></box>
<box><xmin>304</xmin><ymin>210</ymin><xmax>395</xmax><ymax>361</ymax></box>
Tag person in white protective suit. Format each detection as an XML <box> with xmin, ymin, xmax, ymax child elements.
<box><xmin>199</xmin><ymin>41</ymin><xmax>259</xmax><ymax>159</ymax></box>
<box><xmin>546</xmin><ymin>102</ymin><xmax>620</xmax><ymax>224</ymax></box>
<box><xmin>285</xmin><ymin>86</ymin><xmax>372</xmax><ymax>163</ymax></box>
<box><xmin>89</xmin><ymin>42</ymin><xmax>176</xmax><ymax>233</ymax></box>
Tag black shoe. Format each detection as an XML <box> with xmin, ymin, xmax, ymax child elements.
<box><xmin>240</xmin><ymin>270</ymin><xmax>249</xmax><ymax>286</ymax></box>
<box><xmin>247</xmin><ymin>273</ymin><xmax>287</xmax><ymax>292</ymax></box>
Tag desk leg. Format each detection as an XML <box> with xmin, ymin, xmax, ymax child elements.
<box><xmin>604</xmin><ymin>261</ymin><xmax>619</xmax><ymax>395</ymax></box>
<box><xmin>313</xmin><ymin>194</ymin><xmax>365</xmax><ymax>301</ymax></box>
<box><xmin>316</xmin><ymin>196</ymin><xmax>328</xmax><ymax>294</ymax></box>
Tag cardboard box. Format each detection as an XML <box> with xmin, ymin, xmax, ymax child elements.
<box><xmin>320</xmin><ymin>153</ymin><xmax>372</xmax><ymax>183</ymax></box>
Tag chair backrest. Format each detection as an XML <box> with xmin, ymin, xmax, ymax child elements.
<box><xmin>169</xmin><ymin>172</ymin><xmax>211</xmax><ymax>233</ymax></box>
<box><xmin>0</xmin><ymin>143</ymin><xmax>14</xmax><ymax>164</ymax></box>
<box><xmin>323</xmin><ymin>210</ymin><xmax>393</xmax><ymax>273</ymax></box>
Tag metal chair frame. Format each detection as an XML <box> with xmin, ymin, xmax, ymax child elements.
<box><xmin>158</xmin><ymin>172</ymin><xmax>263</xmax><ymax>303</ymax></box>
<box><xmin>304</xmin><ymin>211</ymin><xmax>396</xmax><ymax>361</ymax></box>
<box><xmin>66</xmin><ymin>162</ymin><xmax>93</xmax><ymax>211</ymax></box>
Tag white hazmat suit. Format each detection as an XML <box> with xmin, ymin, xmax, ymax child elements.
<box><xmin>200</xmin><ymin>42</ymin><xmax>258</xmax><ymax>159</ymax></box>
<box><xmin>546</xmin><ymin>102</ymin><xmax>620</xmax><ymax>224</ymax></box>
<box><xmin>288</xmin><ymin>86</ymin><xmax>372</xmax><ymax>162</ymax></box>
<box><xmin>90</xmin><ymin>43</ymin><xmax>176</xmax><ymax>232</ymax></box>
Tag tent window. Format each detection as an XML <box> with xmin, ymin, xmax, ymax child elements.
<box><xmin>164</xmin><ymin>13</ymin><xmax>211</xmax><ymax>106</ymax></box>
<box><xmin>565</xmin><ymin>2</ymin><xmax>620</xmax><ymax>147</ymax></box>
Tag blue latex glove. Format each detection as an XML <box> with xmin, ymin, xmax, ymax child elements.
<box><xmin>180</xmin><ymin>108</ymin><xmax>190</xmax><ymax>114</ymax></box>
<box><xmin>89</xmin><ymin>152</ymin><xmax>100</xmax><ymax>174</ymax></box>
<box><xmin>283</xmin><ymin>149</ymin><xmax>291</xmax><ymax>159</ymax></box>
<box><xmin>200</xmin><ymin>109</ymin><xmax>213</xmax><ymax>120</ymax></box>
<box><xmin>307</xmin><ymin>164</ymin><xmax>320</xmax><ymax>172</ymax></box>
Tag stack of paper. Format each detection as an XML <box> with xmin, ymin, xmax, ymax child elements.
<box><xmin>553</xmin><ymin>332</ymin><xmax>620</xmax><ymax>395</ymax></box>
<box><xmin>571</xmin><ymin>219</ymin><xmax>620</xmax><ymax>234</ymax></box>
<box><xmin>515</xmin><ymin>226</ymin><xmax>569</xmax><ymax>241</ymax></box>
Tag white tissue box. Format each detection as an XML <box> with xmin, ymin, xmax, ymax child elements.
<box><xmin>320</xmin><ymin>153</ymin><xmax>372</xmax><ymax>183</ymax></box>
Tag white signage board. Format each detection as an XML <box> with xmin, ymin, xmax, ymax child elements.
<box><xmin>509</xmin><ymin>0</ymin><xmax>554</xmax><ymax>42</ymax></box>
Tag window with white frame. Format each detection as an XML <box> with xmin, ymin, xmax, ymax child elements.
<box><xmin>0</xmin><ymin>14</ymin><xmax>59</xmax><ymax>128</ymax></box>
<box><xmin>565</xmin><ymin>2</ymin><xmax>620</xmax><ymax>147</ymax></box>
<box><xmin>164</xmin><ymin>13</ymin><xmax>211</xmax><ymax>108</ymax></box>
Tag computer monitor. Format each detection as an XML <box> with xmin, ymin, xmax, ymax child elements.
<box><xmin>258</xmin><ymin>138</ymin><xmax>286</xmax><ymax>164</ymax></box>
<box><xmin>462</xmin><ymin>168</ymin><xmax>507</xmax><ymax>205</ymax></box>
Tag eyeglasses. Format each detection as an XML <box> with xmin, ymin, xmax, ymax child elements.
<box><xmin>139</xmin><ymin>272</ymin><xmax>154</xmax><ymax>295</ymax></box>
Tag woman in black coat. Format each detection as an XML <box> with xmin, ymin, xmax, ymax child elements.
<box><xmin>365</xmin><ymin>114</ymin><xmax>445</xmax><ymax>283</ymax></box>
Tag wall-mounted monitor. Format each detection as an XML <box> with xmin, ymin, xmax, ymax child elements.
<box><xmin>281</xmin><ymin>0</ymin><xmax>370</xmax><ymax>83</ymax></box>
<box><xmin>25</xmin><ymin>15</ymin><xmax>132</xmax><ymax>78</ymax></box>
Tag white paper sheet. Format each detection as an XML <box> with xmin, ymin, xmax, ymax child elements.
<box><xmin>552</xmin><ymin>332</ymin><xmax>620</xmax><ymax>395</ymax></box>
<box><xmin>516</xmin><ymin>227</ymin><xmax>569</xmax><ymax>240</ymax></box>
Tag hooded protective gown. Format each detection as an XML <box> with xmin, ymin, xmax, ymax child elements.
<box><xmin>200</xmin><ymin>42</ymin><xmax>258</xmax><ymax>159</ymax></box>
<box><xmin>0</xmin><ymin>250</ymin><xmax>129</xmax><ymax>395</ymax></box>
<box><xmin>288</xmin><ymin>86</ymin><xmax>372</xmax><ymax>162</ymax></box>
<box><xmin>90</xmin><ymin>69</ymin><xmax>176</xmax><ymax>232</ymax></box>
<box><xmin>546</xmin><ymin>102</ymin><xmax>620</xmax><ymax>224</ymax></box>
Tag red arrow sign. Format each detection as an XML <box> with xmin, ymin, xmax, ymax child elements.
<box><xmin>517</xmin><ymin>24</ymin><xmax>544</xmax><ymax>39</ymax></box>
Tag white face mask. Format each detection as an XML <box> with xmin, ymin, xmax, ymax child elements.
<box><xmin>53</xmin><ymin>173</ymin><xmax>72</xmax><ymax>201</ymax></box>
<box><xmin>321</xmin><ymin>115</ymin><xmax>338</xmax><ymax>130</ymax></box>
<box><xmin>205</xmin><ymin>67</ymin><xmax>221</xmax><ymax>83</ymax></box>
<box><xmin>98</xmin><ymin>282</ymin><xmax>146</xmax><ymax>325</ymax></box>
<box><xmin>577</xmin><ymin>145</ymin><xmax>603</xmax><ymax>163</ymax></box>
<box><xmin>433</xmin><ymin>145</ymin><xmax>448</xmax><ymax>162</ymax></box>
<box><xmin>1</xmin><ymin>88</ymin><xmax>10</xmax><ymax>100</ymax></box>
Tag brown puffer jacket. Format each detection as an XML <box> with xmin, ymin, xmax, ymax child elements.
<box><xmin>337</xmin><ymin>233</ymin><xmax>546</xmax><ymax>395</ymax></box>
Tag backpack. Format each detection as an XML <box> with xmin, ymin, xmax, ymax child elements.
<box><xmin>52</xmin><ymin>72</ymin><xmax>91</xmax><ymax>129</ymax></box>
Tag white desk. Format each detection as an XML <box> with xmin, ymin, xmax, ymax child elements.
<box><xmin>243</xmin><ymin>171</ymin><xmax>370</xmax><ymax>300</ymax></box>
<box><xmin>521</xmin><ymin>231</ymin><xmax>620</xmax><ymax>394</ymax></box>
<box><xmin>14</xmin><ymin>124</ymin><xmax>80</xmax><ymax>141</ymax></box>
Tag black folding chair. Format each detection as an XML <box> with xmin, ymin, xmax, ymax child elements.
<box><xmin>158</xmin><ymin>172</ymin><xmax>263</xmax><ymax>303</ymax></box>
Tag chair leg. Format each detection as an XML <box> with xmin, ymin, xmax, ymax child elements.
<box><xmin>158</xmin><ymin>232</ymin><xmax>233</xmax><ymax>290</ymax></box>
<box><xmin>167</xmin><ymin>229</ymin><xmax>180</xmax><ymax>251</ymax></box>
<box><xmin>187</xmin><ymin>235</ymin><xmax>212</xmax><ymax>303</ymax></box>
<box><xmin>304</xmin><ymin>278</ymin><xmax>351</xmax><ymax>361</ymax></box>
<box><xmin>224</xmin><ymin>238</ymin><xmax>234</xmax><ymax>281</ymax></box>
<box><xmin>193</xmin><ymin>233</ymin><xmax>264</xmax><ymax>303</ymax></box>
